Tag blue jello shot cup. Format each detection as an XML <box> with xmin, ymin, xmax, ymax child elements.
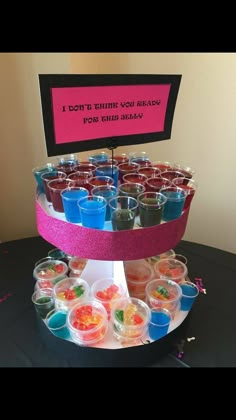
<box><xmin>91</xmin><ymin>185</ymin><xmax>118</xmax><ymax>221</ymax></box>
<box><xmin>77</xmin><ymin>195</ymin><xmax>107</xmax><ymax>229</ymax></box>
<box><xmin>61</xmin><ymin>187</ymin><xmax>88</xmax><ymax>223</ymax></box>
<box><xmin>160</xmin><ymin>186</ymin><xmax>187</xmax><ymax>221</ymax></box>
<box><xmin>32</xmin><ymin>163</ymin><xmax>55</xmax><ymax>193</ymax></box>
<box><xmin>46</xmin><ymin>309</ymin><xmax>70</xmax><ymax>340</ymax></box>
<box><xmin>148</xmin><ymin>307</ymin><xmax>171</xmax><ymax>340</ymax></box>
<box><xmin>180</xmin><ymin>281</ymin><xmax>199</xmax><ymax>311</ymax></box>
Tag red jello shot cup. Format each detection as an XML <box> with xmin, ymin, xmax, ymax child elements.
<box><xmin>48</xmin><ymin>178</ymin><xmax>75</xmax><ymax>212</ymax></box>
<box><xmin>151</xmin><ymin>161</ymin><xmax>173</xmax><ymax>172</ymax></box>
<box><xmin>138</xmin><ymin>166</ymin><xmax>161</xmax><ymax>178</ymax></box>
<box><xmin>145</xmin><ymin>176</ymin><xmax>172</xmax><ymax>192</ymax></box>
<box><xmin>41</xmin><ymin>171</ymin><xmax>66</xmax><ymax>202</ymax></box>
<box><xmin>73</xmin><ymin>163</ymin><xmax>97</xmax><ymax>176</ymax></box>
<box><xmin>88</xmin><ymin>176</ymin><xmax>114</xmax><ymax>194</ymax></box>
<box><xmin>113</xmin><ymin>153</ymin><xmax>129</xmax><ymax>164</ymax></box>
<box><xmin>173</xmin><ymin>163</ymin><xmax>195</xmax><ymax>180</ymax></box>
<box><xmin>68</xmin><ymin>171</ymin><xmax>93</xmax><ymax>192</ymax></box>
<box><xmin>160</xmin><ymin>170</ymin><xmax>185</xmax><ymax>181</ymax></box>
<box><xmin>123</xmin><ymin>172</ymin><xmax>147</xmax><ymax>185</ymax></box>
<box><xmin>67</xmin><ymin>300</ymin><xmax>108</xmax><ymax>346</ymax></box>
<box><xmin>91</xmin><ymin>278</ymin><xmax>125</xmax><ymax>320</ymax></box>
<box><xmin>118</xmin><ymin>162</ymin><xmax>140</xmax><ymax>183</ymax></box>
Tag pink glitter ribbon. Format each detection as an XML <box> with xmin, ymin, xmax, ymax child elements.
<box><xmin>36</xmin><ymin>200</ymin><xmax>190</xmax><ymax>261</ymax></box>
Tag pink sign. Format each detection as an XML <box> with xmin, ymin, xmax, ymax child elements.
<box><xmin>51</xmin><ymin>84</ymin><xmax>171</xmax><ymax>144</ymax></box>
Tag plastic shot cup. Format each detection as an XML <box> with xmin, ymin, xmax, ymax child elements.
<box><xmin>61</xmin><ymin>187</ymin><xmax>88</xmax><ymax>223</ymax></box>
<box><xmin>180</xmin><ymin>281</ymin><xmax>199</xmax><ymax>311</ymax></box>
<box><xmin>172</xmin><ymin>177</ymin><xmax>198</xmax><ymax>210</ymax></box>
<box><xmin>154</xmin><ymin>258</ymin><xmax>188</xmax><ymax>284</ymax></box>
<box><xmin>118</xmin><ymin>162</ymin><xmax>140</xmax><ymax>183</ymax></box>
<box><xmin>124</xmin><ymin>259</ymin><xmax>153</xmax><ymax>299</ymax></box>
<box><xmin>41</xmin><ymin>171</ymin><xmax>66</xmax><ymax>202</ymax></box>
<box><xmin>56</xmin><ymin>154</ymin><xmax>79</xmax><ymax>175</ymax></box>
<box><xmin>67</xmin><ymin>300</ymin><xmax>108</xmax><ymax>346</ymax></box>
<box><xmin>109</xmin><ymin>196</ymin><xmax>138</xmax><ymax>231</ymax></box>
<box><xmin>95</xmin><ymin>164</ymin><xmax>119</xmax><ymax>188</ymax></box>
<box><xmin>145</xmin><ymin>176</ymin><xmax>172</xmax><ymax>193</ymax></box>
<box><xmin>174</xmin><ymin>254</ymin><xmax>188</xmax><ymax>265</ymax></box>
<box><xmin>123</xmin><ymin>173</ymin><xmax>147</xmax><ymax>185</ymax></box>
<box><xmin>32</xmin><ymin>288</ymin><xmax>54</xmax><ymax>319</ymax></box>
<box><xmin>68</xmin><ymin>257</ymin><xmax>88</xmax><ymax>277</ymax></box>
<box><xmin>91</xmin><ymin>185</ymin><xmax>118</xmax><ymax>221</ymax></box>
<box><xmin>173</xmin><ymin>163</ymin><xmax>195</xmax><ymax>180</ymax></box>
<box><xmin>77</xmin><ymin>195</ymin><xmax>107</xmax><ymax>229</ymax></box>
<box><xmin>47</xmin><ymin>178</ymin><xmax>75</xmax><ymax>212</ymax></box>
<box><xmin>111</xmin><ymin>297</ymin><xmax>151</xmax><ymax>344</ymax></box>
<box><xmin>73</xmin><ymin>163</ymin><xmax>97</xmax><ymax>176</ymax></box>
<box><xmin>91</xmin><ymin>277</ymin><xmax>125</xmax><ymax>319</ymax></box>
<box><xmin>137</xmin><ymin>192</ymin><xmax>167</xmax><ymax>227</ymax></box>
<box><xmin>148</xmin><ymin>307</ymin><xmax>171</xmax><ymax>340</ymax></box>
<box><xmin>160</xmin><ymin>186</ymin><xmax>187</xmax><ymax>221</ymax></box>
<box><xmin>113</xmin><ymin>153</ymin><xmax>129</xmax><ymax>164</ymax></box>
<box><xmin>68</xmin><ymin>171</ymin><xmax>93</xmax><ymax>191</ymax></box>
<box><xmin>151</xmin><ymin>161</ymin><xmax>173</xmax><ymax>172</ymax></box>
<box><xmin>32</xmin><ymin>163</ymin><xmax>55</xmax><ymax>193</ymax></box>
<box><xmin>53</xmin><ymin>277</ymin><xmax>90</xmax><ymax>311</ymax></box>
<box><xmin>46</xmin><ymin>309</ymin><xmax>71</xmax><ymax>340</ymax></box>
<box><xmin>145</xmin><ymin>278</ymin><xmax>182</xmax><ymax>317</ymax></box>
<box><xmin>138</xmin><ymin>166</ymin><xmax>161</xmax><ymax>178</ymax></box>
<box><xmin>89</xmin><ymin>151</ymin><xmax>109</xmax><ymax>164</ymax></box>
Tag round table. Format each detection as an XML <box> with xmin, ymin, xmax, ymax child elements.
<box><xmin>0</xmin><ymin>236</ymin><xmax>235</xmax><ymax>367</ymax></box>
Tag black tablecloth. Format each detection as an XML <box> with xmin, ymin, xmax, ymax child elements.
<box><xmin>0</xmin><ymin>236</ymin><xmax>235</xmax><ymax>367</ymax></box>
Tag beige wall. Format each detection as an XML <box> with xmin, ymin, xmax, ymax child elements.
<box><xmin>0</xmin><ymin>53</ymin><xmax>69</xmax><ymax>241</ymax></box>
<box><xmin>0</xmin><ymin>53</ymin><xmax>235</xmax><ymax>254</ymax></box>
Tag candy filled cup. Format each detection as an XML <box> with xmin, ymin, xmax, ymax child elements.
<box><xmin>69</xmin><ymin>256</ymin><xmax>88</xmax><ymax>277</ymax></box>
<box><xmin>145</xmin><ymin>249</ymin><xmax>176</xmax><ymax>266</ymax></box>
<box><xmin>67</xmin><ymin>300</ymin><xmax>108</xmax><ymax>346</ymax></box>
<box><xmin>91</xmin><ymin>278</ymin><xmax>125</xmax><ymax>319</ymax></box>
<box><xmin>124</xmin><ymin>259</ymin><xmax>153</xmax><ymax>299</ymax></box>
<box><xmin>145</xmin><ymin>278</ymin><xmax>182</xmax><ymax>316</ymax></box>
<box><xmin>154</xmin><ymin>258</ymin><xmax>188</xmax><ymax>284</ymax></box>
<box><xmin>33</xmin><ymin>259</ymin><xmax>68</xmax><ymax>289</ymax></box>
<box><xmin>53</xmin><ymin>277</ymin><xmax>89</xmax><ymax>311</ymax></box>
<box><xmin>111</xmin><ymin>297</ymin><xmax>151</xmax><ymax>343</ymax></box>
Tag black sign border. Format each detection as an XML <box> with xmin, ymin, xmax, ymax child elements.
<box><xmin>39</xmin><ymin>74</ymin><xmax>182</xmax><ymax>157</ymax></box>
